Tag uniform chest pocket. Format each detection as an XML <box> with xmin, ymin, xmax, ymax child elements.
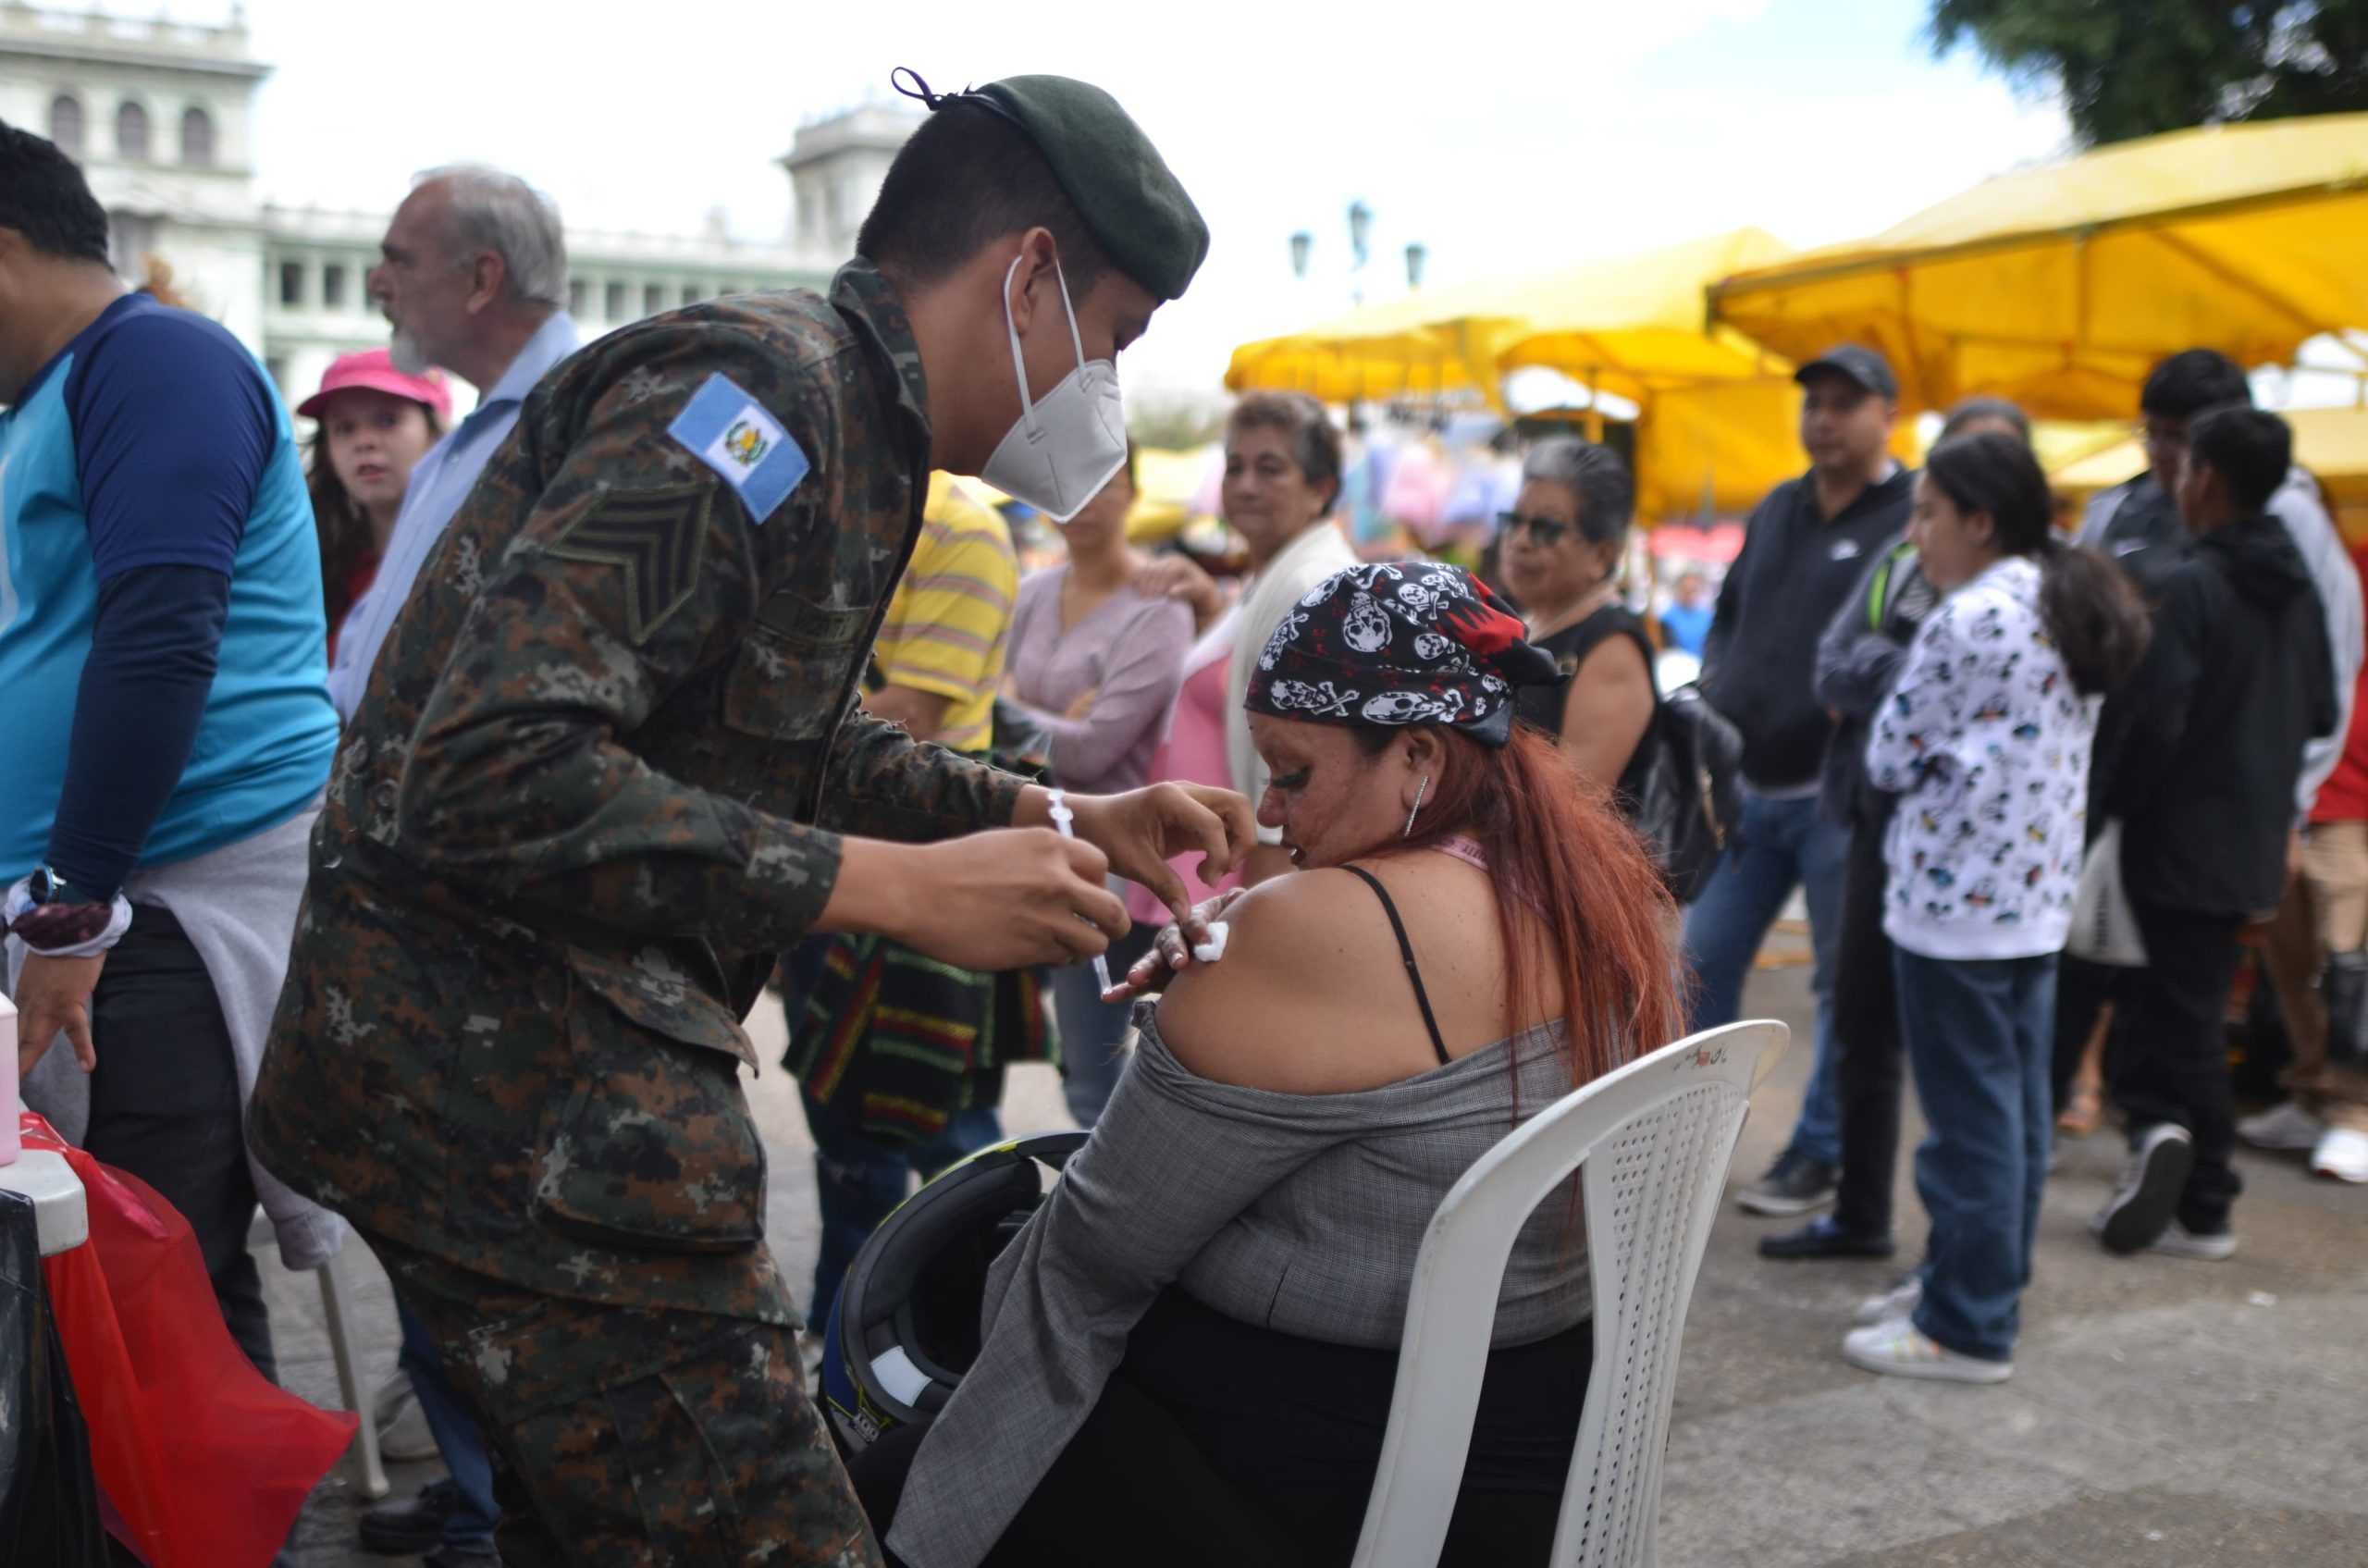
<box><xmin>722</xmin><ymin>588</ymin><xmax>875</xmax><ymax>742</ymax></box>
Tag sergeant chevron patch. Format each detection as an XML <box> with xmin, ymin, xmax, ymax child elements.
<box><xmin>548</xmin><ymin>484</ymin><xmax>710</xmax><ymax>644</ymax></box>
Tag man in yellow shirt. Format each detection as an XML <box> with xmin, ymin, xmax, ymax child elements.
<box><xmin>787</xmin><ymin>472</ymin><xmax>1045</xmax><ymax>1324</ymax></box>
<box><xmin>865</xmin><ymin>473</ymin><xmax>1018</xmax><ymax>757</ymax></box>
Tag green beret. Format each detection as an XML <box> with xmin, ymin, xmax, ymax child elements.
<box><xmin>968</xmin><ymin>75</ymin><xmax>1209</xmax><ymax>303</ymax></box>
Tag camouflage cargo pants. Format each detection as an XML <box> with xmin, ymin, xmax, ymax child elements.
<box><xmin>371</xmin><ymin>1233</ymin><xmax>881</xmax><ymax>1568</ymax></box>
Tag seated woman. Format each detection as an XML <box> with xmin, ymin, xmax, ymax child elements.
<box><xmin>858</xmin><ymin>563</ymin><xmax>1682</xmax><ymax>1568</ymax></box>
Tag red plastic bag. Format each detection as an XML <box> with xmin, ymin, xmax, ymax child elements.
<box><xmin>24</xmin><ymin>1112</ymin><xmax>357</xmax><ymax>1568</ymax></box>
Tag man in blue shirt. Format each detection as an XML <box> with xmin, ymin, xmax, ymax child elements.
<box><xmin>0</xmin><ymin>119</ymin><xmax>340</xmax><ymax>1380</ymax></box>
<box><xmin>329</xmin><ymin>166</ymin><xmax>580</xmax><ymax>722</ymax></box>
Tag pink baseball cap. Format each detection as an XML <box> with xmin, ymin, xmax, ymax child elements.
<box><xmin>297</xmin><ymin>349</ymin><xmax>453</xmax><ymax>423</ymax></box>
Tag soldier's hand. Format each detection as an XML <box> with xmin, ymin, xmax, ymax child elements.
<box><xmin>15</xmin><ymin>952</ymin><xmax>105</xmax><ymax>1080</ymax></box>
<box><xmin>1042</xmin><ymin>783</ymin><xmax>1255</xmax><ymax>946</ymax></box>
<box><xmin>836</xmin><ymin>829</ymin><xmax>1129</xmax><ymax>971</ymax></box>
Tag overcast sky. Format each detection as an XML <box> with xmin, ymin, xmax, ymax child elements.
<box><xmin>219</xmin><ymin>0</ymin><xmax>2072</xmax><ymax>394</ymax></box>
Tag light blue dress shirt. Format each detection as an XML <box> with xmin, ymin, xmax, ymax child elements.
<box><xmin>327</xmin><ymin>312</ymin><xmax>581</xmax><ymax>721</ymax></box>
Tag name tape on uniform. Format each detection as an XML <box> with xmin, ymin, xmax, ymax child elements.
<box><xmin>668</xmin><ymin>374</ymin><xmax>808</xmax><ymax>525</ymax></box>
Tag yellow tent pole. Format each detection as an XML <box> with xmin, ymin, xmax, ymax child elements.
<box><xmin>1585</xmin><ymin>364</ymin><xmax>1603</xmax><ymax>441</ymax></box>
<box><xmin>1456</xmin><ymin>320</ymin><xmax>1508</xmax><ymax>416</ymax></box>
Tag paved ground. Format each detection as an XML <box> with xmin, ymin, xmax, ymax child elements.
<box><xmin>265</xmin><ymin>950</ymin><xmax>2368</xmax><ymax>1566</ymax></box>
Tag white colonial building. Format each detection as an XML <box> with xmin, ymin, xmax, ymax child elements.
<box><xmin>0</xmin><ymin>2</ymin><xmax>917</xmax><ymax>406</ymax></box>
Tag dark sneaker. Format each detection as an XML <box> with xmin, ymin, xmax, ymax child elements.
<box><xmin>2094</xmin><ymin>1123</ymin><xmax>2194</xmax><ymax>1255</ymax></box>
<box><xmin>1758</xmin><ymin>1215</ymin><xmax>1894</xmax><ymax>1260</ymax></box>
<box><xmin>360</xmin><ymin>1477</ymin><xmax>459</xmax><ymax>1556</ymax></box>
<box><xmin>1737</xmin><ymin>1150</ymin><xmax>1838</xmax><ymax>1216</ymax></box>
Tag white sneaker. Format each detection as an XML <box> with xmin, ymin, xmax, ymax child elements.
<box><xmin>2312</xmin><ymin>1126</ymin><xmax>2368</xmax><ymax>1183</ymax></box>
<box><xmin>376</xmin><ymin>1383</ymin><xmax>440</xmax><ymax>1463</ymax></box>
<box><xmin>2237</xmin><ymin>1100</ymin><xmax>2325</xmax><ymax>1151</ymax></box>
<box><xmin>1842</xmin><ymin>1319</ymin><xmax>2012</xmax><ymax>1384</ymax></box>
<box><xmin>2149</xmin><ymin>1221</ymin><xmax>2238</xmax><ymax>1261</ymax></box>
<box><xmin>1853</xmin><ymin>1274</ymin><xmax>1922</xmax><ymax>1327</ymax></box>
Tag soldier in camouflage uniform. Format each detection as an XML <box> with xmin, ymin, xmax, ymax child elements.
<box><xmin>247</xmin><ymin>74</ymin><xmax>1229</xmax><ymax>1566</ymax></box>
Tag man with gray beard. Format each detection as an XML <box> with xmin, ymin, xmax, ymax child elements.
<box><xmin>327</xmin><ymin>165</ymin><xmax>580</xmax><ymax>723</ymax></box>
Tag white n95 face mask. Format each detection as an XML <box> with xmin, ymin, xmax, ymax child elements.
<box><xmin>980</xmin><ymin>254</ymin><xmax>1128</xmax><ymax>525</ymax></box>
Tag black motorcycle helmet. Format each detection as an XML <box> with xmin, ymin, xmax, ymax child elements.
<box><xmin>820</xmin><ymin>1131</ymin><xmax>1087</xmax><ymax>1452</ymax></box>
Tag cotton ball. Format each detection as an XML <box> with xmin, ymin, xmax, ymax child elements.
<box><xmin>1192</xmin><ymin>922</ymin><xmax>1231</xmax><ymax>964</ymax></box>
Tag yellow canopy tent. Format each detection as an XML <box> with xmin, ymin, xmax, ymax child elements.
<box><xmin>1124</xmin><ymin>445</ymin><xmax>1218</xmax><ymax>545</ymax></box>
<box><xmin>2053</xmin><ymin>402</ymin><xmax>2368</xmax><ymax>540</ymax></box>
<box><xmin>1226</xmin><ymin>229</ymin><xmax>1826</xmax><ymax>519</ymax></box>
<box><xmin>1708</xmin><ymin>112</ymin><xmax>2368</xmax><ymax>421</ymax></box>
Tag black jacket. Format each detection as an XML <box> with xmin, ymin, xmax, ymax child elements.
<box><xmin>1813</xmin><ymin>537</ymin><xmax>1936</xmax><ymax>826</ymax></box>
<box><xmin>1702</xmin><ymin>464</ymin><xmax>1915</xmax><ymax>791</ymax></box>
<box><xmin>2104</xmin><ymin>514</ymin><xmax>2338</xmax><ymax>916</ymax></box>
<box><xmin>2077</xmin><ymin>475</ymin><xmax>2190</xmax><ymax>598</ymax></box>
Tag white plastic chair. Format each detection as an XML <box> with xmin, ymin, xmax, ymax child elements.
<box><xmin>248</xmin><ymin>1207</ymin><xmax>389</xmax><ymax>1499</ymax></box>
<box><xmin>1351</xmin><ymin>1019</ymin><xmax>1788</xmax><ymax>1568</ymax></box>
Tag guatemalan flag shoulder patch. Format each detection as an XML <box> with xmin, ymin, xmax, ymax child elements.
<box><xmin>667</xmin><ymin>373</ymin><xmax>809</xmax><ymax>525</ymax></box>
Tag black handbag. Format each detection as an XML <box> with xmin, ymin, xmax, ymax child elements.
<box><xmin>1624</xmin><ymin>683</ymin><xmax>1743</xmax><ymax>906</ymax></box>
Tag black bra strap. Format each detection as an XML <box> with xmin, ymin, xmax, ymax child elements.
<box><xmin>1339</xmin><ymin>863</ymin><xmax>1451</xmax><ymax>1067</ymax></box>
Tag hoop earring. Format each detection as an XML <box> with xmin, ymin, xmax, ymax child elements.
<box><xmin>1403</xmin><ymin>773</ymin><xmax>1430</xmax><ymax>839</ymax></box>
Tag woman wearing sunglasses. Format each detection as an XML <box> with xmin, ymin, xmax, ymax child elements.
<box><xmin>1504</xmin><ymin>438</ymin><xmax>1657</xmax><ymax>807</ymax></box>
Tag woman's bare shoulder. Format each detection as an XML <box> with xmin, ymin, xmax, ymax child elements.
<box><xmin>1153</xmin><ymin>869</ymin><xmax>1422</xmax><ymax>1095</ymax></box>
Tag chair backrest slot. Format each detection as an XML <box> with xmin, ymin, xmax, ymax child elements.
<box><xmin>1349</xmin><ymin>1020</ymin><xmax>1788</xmax><ymax>1568</ymax></box>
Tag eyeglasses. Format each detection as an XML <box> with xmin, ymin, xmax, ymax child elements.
<box><xmin>1498</xmin><ymin>511</ymin><xmax>1574</xmax><ymax>546</ymax></box>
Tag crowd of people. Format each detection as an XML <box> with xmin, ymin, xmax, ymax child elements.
<box><xmin>2</xmin><ymin>57</ymin><xmax>2362</xmax><ymax>1568</ymax></box>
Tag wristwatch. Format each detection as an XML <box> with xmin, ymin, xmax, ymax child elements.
<box><xmin>27</xmin><ymin>865</ymin><xmax>86</xmax><ymax>907</ymax></box>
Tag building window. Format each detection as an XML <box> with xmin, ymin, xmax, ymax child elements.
<box><xmin>179</xmin><ymin>106</ymin><xmax>215</xmax><ymax>167</ymax></box>
<box><xmin>644</xmin><ymin>283</ymin><xmax>664</xmax><ymax>315</ymax></box>
<box><xmin>116</xmin><ymin>100</ymin><xmax>149</xmax><ymax>161</ymax></box>
<box><xmin>49</xmin><ymin>94</ymin><xmax>84</xmax><ymax>156</ymax></box>
<box><xmin>568</xmin><ymin>279</ymin><xmax>587</xmax><ymax>316</ymax></box>
<box><xmin>681</xmin><ymin>284</ymin><xmax>701</xmax><ymax>307</ymax></box>
<box><xmin>322</xmin><ymin>264</ymin><xmax>347</xmax><ymax>309</ymax></box>
<box><xmin>604</xmin><ymin>281</ymin><xmax>626</xmax><ymax>320</ymax></box>
<box><xmin>279</xmin><ymin>260</ymin><xmax>303</xmax><ymax>307</ymax></box>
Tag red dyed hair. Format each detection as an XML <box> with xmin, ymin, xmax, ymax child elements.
<box><xmin>1375</xmin><ymin>722</ymin><xmax>1682</xmax><ymax>1085</ymax></box>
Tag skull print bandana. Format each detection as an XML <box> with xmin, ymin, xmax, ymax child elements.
<box><xmin>1244</xmin><ymin>562</ymin><xmax>1565</xmax><ymax>746</ymax></box>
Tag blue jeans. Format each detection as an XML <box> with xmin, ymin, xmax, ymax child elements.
<box><xmin>396</xmin><ymin>1295</ymin><xmax>500</xmax><ymax>1549</ymax></box>
<box><xmin>802</xmin><ymin>1089</ymin><xmax>1003</xmax><ymax>1322</ymax></box>
<box><xmin>1893</xmin><ymin>947</ymin><xmax>2055</xmax><ymax>1363</ymax></box>
<box><xmin>1682</xmin><ymin>789</ymin><xmax>1851</xmax><ymax>1166</ymax></box>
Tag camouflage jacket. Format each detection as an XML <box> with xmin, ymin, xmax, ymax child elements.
<box><xmin>249</xmin><ymin>263</ymin><xmax>1024</xmax><ymax>1320</ymax></box>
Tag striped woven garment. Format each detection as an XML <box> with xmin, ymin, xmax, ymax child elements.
<box><xmin>785</xmin><ymin>934</ymin><xmax>1052</xmax><ymax>1147</ymax></box>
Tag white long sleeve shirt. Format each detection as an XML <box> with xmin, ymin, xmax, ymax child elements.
<box><xmin>1866</xmin><ymin>555</ymin><xmax>2100</xmax><ymax>961</ymax></box>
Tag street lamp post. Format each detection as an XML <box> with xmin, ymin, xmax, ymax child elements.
<box><xmin>1347</xmin><ymin>200</ymin><xmax>1373</xmax><ymax>305</ymax></box>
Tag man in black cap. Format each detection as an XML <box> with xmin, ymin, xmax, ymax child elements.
<box><xmin>1687</xmin><ymin>343</ymin><xmax>1916</xmax><ymax>1218</ymax></box>
<box><xmin>249</xmin><ymin>72</ymin><xmax>1245</xmax><ymax>1565</ymax></box>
